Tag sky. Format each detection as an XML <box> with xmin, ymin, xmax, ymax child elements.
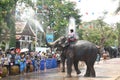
<box><xmin>68</xmin><ymin>0</ymin><xmax>120</xmax><ymax>24</ymax></box>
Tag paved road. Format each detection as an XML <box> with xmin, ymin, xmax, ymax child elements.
<box><xmin>2</xmin><ymin>58</ymin><xmax>120</xmax><ymax>80</ymax></box>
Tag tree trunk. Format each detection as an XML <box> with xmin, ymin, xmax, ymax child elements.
<box><xmin>117</xmin><ymin>23</ymin><xmax>120</xmax><ymax>47</ymax></box>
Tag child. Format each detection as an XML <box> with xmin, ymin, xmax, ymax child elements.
<box><xmin>34</xmin><ymin>56</ymin><xmax>40</xmax><ymax>72</ymax></box>
<box><xmin>20</xmin><ymin>53</ymin><xmax>26</xmax><ymax>74</ymax></box>
<box><xmin>56</xmin><ymin>53</ymin><xmax>61</xmax><ymax>71</ymax></box>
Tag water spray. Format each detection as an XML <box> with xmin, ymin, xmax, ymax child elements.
<box><xmin>68</xmin><ymin>17</ymin><xmax>76</xmax><ymax>33</ymax></box>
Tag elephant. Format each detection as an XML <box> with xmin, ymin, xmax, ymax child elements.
<box><xmin>46</xmin><ymin>36</ymin><xmax>99</xmax><ymax>77</ymax></box>
<box><xmin>104</xmin><ymin>46</ymin><xmax>118</xmax><ymax>58</ymax></box>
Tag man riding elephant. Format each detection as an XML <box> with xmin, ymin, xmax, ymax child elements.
<box><xmin>67</xmin><ymin>29</ymin><xmax>77</xmax><ymax>44</ymax></box>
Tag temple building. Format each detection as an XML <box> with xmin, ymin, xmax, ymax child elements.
<box><xmin>15</xmin><ymin>21</ymin><xmax>36</xmax><ymax>51</ymax></box>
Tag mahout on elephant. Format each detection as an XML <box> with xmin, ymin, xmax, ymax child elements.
<box><xmin>46</xmin><ymin>36</ymin><xmax>99</xmax><ymax>77</ymax></box>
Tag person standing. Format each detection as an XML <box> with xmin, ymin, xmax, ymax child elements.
<box><xmin>20</xmin><ymin>53</ymin><xmax>26</xmax><ymax>74</ymax></box>
<box><xmin>96</xmin><ymin>54</ymin><xmax>101</xmax><ymax>64</ymax></box>
<box><xmin>26</xmin><ymin>55</ymin><xmax>32</xmax><ymax>73</ymax></box>
<box><xmin>0</xmin><ymin>54</ymin><xmax>3</xmax><ymax>75</ymax></box>
<box><xmin>56</xmin><ymin>52</ymin><xmax>61</xmax><ymax>71</ymax></box>
<box><xmin>9</xmin><ymin>48</ymin><xmax>16</xmax><ymax>75</ymax></box>
<box><xmin>0</xmin><ymin>48</ymin><xmax>3</xmax><ymax>55</ymax></box>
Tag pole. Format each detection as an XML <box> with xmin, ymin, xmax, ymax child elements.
<box><xmin>33</xmin><ymin>0</ymin><xmax>37</xmax><ymax>50</ymax></box>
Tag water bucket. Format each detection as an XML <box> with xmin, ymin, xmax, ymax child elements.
<box><xmin>30</xmin><ymin>65</ymin><xmax>34</xmax><ymax>72</ymax></box>
<box><xmin>0</xmin><ymin>66</ymin><xmax>8</xmax><ymax>77</ymax></box>
<box><xmin>10</xmin><ymin>65</ymin><xmax>19</xmax><ymax>75</ymax></box>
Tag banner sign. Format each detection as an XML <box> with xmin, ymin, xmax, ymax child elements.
<box><xmin>46</xmin><ymin>33</ymin><xmax>54</xmax><ymax>43</ymax></box>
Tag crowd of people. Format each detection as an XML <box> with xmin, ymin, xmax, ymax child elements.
<box><xmin>0</xmin><ymin>29</ymin><xmax>77</xmax><ymax>78</ymax></box>
<box><xmin>0</xmin><ymin>47</ymin><xmax>61</xmax><ymax>78</ymax></box>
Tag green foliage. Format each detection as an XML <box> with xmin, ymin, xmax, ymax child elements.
<box><xmin>82</xmin><ymin>28</ymin><xmax>101</xmax><ymax>45</ymax></box>
<box><xmin>37</xmin><ymin>0</ymin><xmax>81</xmax><ymax>39</ymax></box>
<box><xmin>117</xmin><ymin>23</ymin><xmax>120</xmax><ymax>46</ymax></box>
<box><xmin>9</xmin><ymin>16</ymin><xmax>16</xmax><ymax>47</ymax></box>
<box><xmin>115</xmin><ymin>1</ymin><xmax>120</xmax><ymax>13</ymax></box>
<box><xmin>0</xmin><ymin>0</ymin><xmax>17</xmax><ymax>48</ymax></box>
<box><xmin>82</xmin><ymin>20</ymin><xmax>118</xmax><ymax>46</ymax></box>
<box><xmin>76</xmin><ymin>29</ymin><xmax>84</xmax><ymax>40</ymax></box>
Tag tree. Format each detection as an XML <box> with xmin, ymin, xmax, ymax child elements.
<box><xmin>37</xmin><ymin>0</ymin><xmax>81</xmax><ymax>39</ymax></box>
<box><xmin>81</xmin><ymin>19</ymin><xmax>118</xmax><ymax>47</ymax></box>
<box><xmin>115</xmin><ymin>1</ymin><xmax>120</xmax><ymax>13</ymax></box>
<box><xmin>76</xmin><ymin>29</ymin><xmax>84</xmax><ymax>40</ymax></box>
<box><xmin>117</xmin><ymin>23</ymin><xmax>120</xmax><ymax>47</ymax></box>
<box><xmin>0</xmin><ymin>0</ymin><xmax>18</xmax><ymax>48</ymax></box>
<box><xmin>15</xmin><ymin>0</ymin><xmax>81</xmax><ymax>46</ymax></box>
<box><xmin>115</xmin><ymin>1</ymin><xmax>120</xmax><ymax>48</ymax></box>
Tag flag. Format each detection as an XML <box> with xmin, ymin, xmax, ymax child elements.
<box><xmin>78</xmin><ymin>0</ymin><xmax>81</xmax><ymax>2</ymax></box>
<box><xmin>86</xmin><ymin>12</ymin><xmax>88</xmax><ymax>15</ymax></box>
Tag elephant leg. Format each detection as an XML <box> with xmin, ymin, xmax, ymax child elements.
<box><xmin>89</xmin><ymin>60</ymin><xmax>96</xmax><ymax>77</ymax></box>
<box><xmin>90</xmin><ymin>64</ymin><xmax>96</xmax><ymax>77</ymax></box>
<box><xmin>61</xmin><ymin>57</ymin><xmax>65</xmax><ymax>72</ymax></box>
<box><xmin>66</xmin><ymin>57</ymin><xmax>73</xmax><ymax>77</ymax></box>
<box><xmin>84</xmin><ymin>62</ymin><xmax>90</xmax><ymax>77</ymax></box>
<box><xmin>84</xmin><ymin>61</ymin><xmax>96</xmax><ymax>77</ymax></box>
<box><xmin>73</xmin><ymin>61</ymin><xmax>81</xmax><ymax>75</ymax></box>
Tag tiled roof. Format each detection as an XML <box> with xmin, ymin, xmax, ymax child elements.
<box><xmin>15</xmin><ymin>21</ymin><xmax>36</xmax><ymax>37</ymax></box>
<box><xmin>15</xmin><ymin>21</ymin><xmax>26</xmax><ymax>34</ymax></box>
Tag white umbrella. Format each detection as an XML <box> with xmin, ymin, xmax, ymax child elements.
<box><xmin>20</xmin><ymin>48</ymin><xmax>29</xmax><ymax>52</ymax></box>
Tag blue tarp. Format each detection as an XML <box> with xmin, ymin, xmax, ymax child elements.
<box><xmin>46</xmin><ymin>59</ymin><xmax>52</xmax><ymax>69</ymax></box>
<box><xmin>40</xmin><ymin>60</ymin><xmax>45</xmax><ymax>70</ymax></box>
<box><xmin>40</xmin><ymin>58</ymin><xmax>57</xmax><ymax>70</ymax></box>
<box><xmin>51</xmin><ymin>58</ymin><xmax>57</xmax><ymax>68</ymax></box>
<box><xmin>19</xmin><ymin>58</ymin><xmax>58</xmax><ymax>71</ymax></box>
<box><xmin>46</xmin><ymin>58</ymin><xmax>57</xmax><ymax>69</ymax></box>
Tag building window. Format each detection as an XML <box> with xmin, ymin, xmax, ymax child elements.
<box><xmin>28</xmin><ymin>36</ymin><xmax>29</xmax><ymax>40</ymax></box>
